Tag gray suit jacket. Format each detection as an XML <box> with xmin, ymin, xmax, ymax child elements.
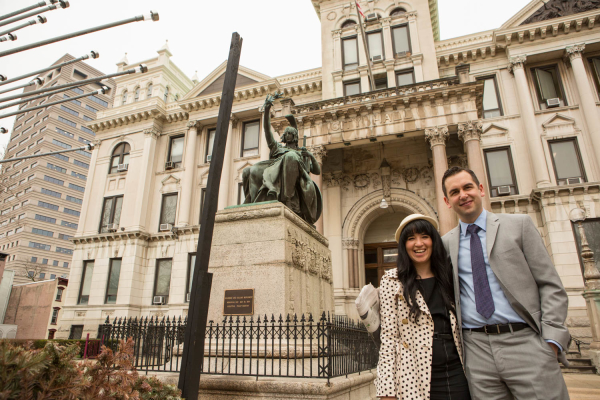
<box><xmin>441</xmin><ymin>211</ymin><xmax>570</xmax><ymax>351</ymax></box>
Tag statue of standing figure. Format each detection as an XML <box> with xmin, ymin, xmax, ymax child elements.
<box><xmin>241</xmin><ymin>94</ymin><xmax>323</xmax><ymax>225</ymax></box>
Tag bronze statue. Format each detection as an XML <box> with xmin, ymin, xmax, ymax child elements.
<box><xmin>241</xmin><ymin>94</ymin><xmax>323</xmax><ymax>225</ymax></box>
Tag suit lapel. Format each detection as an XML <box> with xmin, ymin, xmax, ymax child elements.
<box><xmin>486</xmin><ymin>212</ymin><xmax>500</xmax><ymax>259</ymax></box>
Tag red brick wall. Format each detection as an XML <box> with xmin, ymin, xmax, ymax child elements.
<box><xmin>3</xmin><ymin>281</ymin><xmax>55</xmax><ymax>339</ymax></box>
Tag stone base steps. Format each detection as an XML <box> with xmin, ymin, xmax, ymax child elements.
<box><xmin>562</xmin><ymin>357</ymin><xmax>597</xmax><ymax>374</ymax></box>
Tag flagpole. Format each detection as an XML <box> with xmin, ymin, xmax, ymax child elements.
<box><xmin>355</xmin><ymin>1</ymin><xmax>376</xmax><ymax>92</ymax></box>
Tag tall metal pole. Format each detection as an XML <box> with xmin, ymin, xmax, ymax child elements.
<box><xmin>0</xmin><ymin>1</ymin><xmax>49</xmax><ymax>22</ymax></box>
<box><xmin>355</xmin><ymin>1</ymin><xmax>376</xmax><ymax>91</ymax></box>
<box><xmin>178</xmin><ymin>32</ymin><xmax>242</xmax><ymax>400</ymax></box>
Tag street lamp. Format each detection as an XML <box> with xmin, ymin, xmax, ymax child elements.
<box><xmin>569</xmin><ymin>207</ymin><xmax>600</xmax><ymax>287</ymax></box>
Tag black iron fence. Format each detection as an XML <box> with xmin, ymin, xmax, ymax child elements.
<box><xmin>98</xmin><ymin>312</ymin><xmax>378</xmax><ymax>380</ymax></box>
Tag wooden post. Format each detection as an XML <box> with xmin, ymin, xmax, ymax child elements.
<box><xmin>178</xmin><ymin>32</ymin><xmax>242</xmax><ymax>400</ymax></box>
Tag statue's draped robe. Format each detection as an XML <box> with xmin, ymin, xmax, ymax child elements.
<box><xmin>242</xmin><ymin>141</ymin><xmax>322</xmax><ymax>224</ymax></box>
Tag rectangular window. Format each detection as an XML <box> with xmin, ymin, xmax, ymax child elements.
<box><xmin>62</xmin><ymin>220</ymin><xmax>78</xmax><ymax>229</ymax></box>
<box><xmin>53</xmin><ymin>260</ymin><xmax>58</xmax><ymax>266</ymax></box>
<box><xmin>56</xmin><ymin>247</ymin><xmax>73</xmax><ymax>255</ymax></box>
<box><xmin>38</xmin><ymin>200</ymin><xmax>59</xmax><ymax>211</ymax></box>
<box><xmin>477</xmin><ymin>76</ymin><xmax>503</xmax><ymax>118</ymax></box>
<box><xmin>73</xmin><ymin>87</ymin><xmax>84</xmax><ymax>95</ymax></box>
<box><xmin>60</xmin><ymin>105</ymin><xmax>79</xmax><ymax>117</ymax></box>
<box><xmin>58</xmin><ymin>116</ymin><xmax>77</xmax><ymax>128</ymax></box>
<box><xmin>73</xmin><ymin>69</ymin><xmax>87</xmax><ymax>80</ymax></box>
<box><xmin>105</xmin><ymin>259</ymin><xmax>121</xmax><ymax>304</ymax></box>
<box><xmin>89</xmin><ymin>96</ymin><xmax>108</xmax><ymax>108</ymax></box>
<box><xmin>68</xmin><ymin>183</ymin><xmax>85</xmax><ymax>192</ymax></box>
<box><xmin>41</xmin><ymin>188</ymin><xmax>62</xmax><ymax>198</ymax></box>
<box><xmin>31</xmin><ymin>256</ymin><xmax>37</xmax><ymax>263</ymax></box>
<box><xmin>99</xmin><ymin>195</ymin><xmax>123</xmax><ymax>233</ymax></box>
<box><xmin>59</xmin><ymin>233</ymin><xmax>72</xmax><ymax>241</ymax></box>
<box><xmin>484</xmin><ymin>147</ymin><xmax>518</xmax><ymax>197</ymax></box>
<box><xmin>367</xmin><ymin>31</ymin><xmax>384</xmax><ymax>61</ymax></box>
<box><xmin>80</xmin><ymin>126</ymin><xmax>94</xmax><ymax>135</ymax></box>
<box><xmin>167</xmin><ymin>136</ymin><xmax>185</xmax><ymax>168</ymax></box>
<box><xmin>32</xmin><ymin>228</ymin><xmax>54</xmax><ymax>237</ymax></box>
<box><xmin>82</xmin><ymin>115</ymin><xmax>93</xmax><ymax>122</ymax></box>
<box><xmin>64</xmin><ymin>208</ymin><xmax>80</xmax><ymax>217</ymax></box>
<box><xmin>532</xmin><ymin>65</ymin><xmax>567</xmax><ymax>109</ymax></box>
<box><xmin>589</xmin><ymin>57</ymin><xmax>600</xmax><ymax>96</ymax></box>
<box><xmin>47</xmin><ymin>163</ymin><xmax>66</xmax><ymax>173</ymax></box>
<box><xmin>186</xmin><ymin>253</ymin><xmax>196</xmax><ymax>300</ymax></box>
<box><xmin>396</xmin><ymin>70</ymin><xmax>415</xmax><ymax>87</ymax></box>
<box><xmin>52</xmin><ymin>139</ymin><xmax>71</xmax><ymax>149</ymax></box>
<box><xmin>29</xmin><ymin>241</ymin><xmax>51</xmax><ymax>251</ymax></box>
<box><xmin>153</xmin><ymin>259</ymin><xmax>172</xmax><ymax>303</ymax></box>
<box><xmin>56</xmin><ymin>127</ymin><xmax>74</xmax><ymax>139</ymax></box>
<box><xmin>66</xmin><ymin>195</ymin><xmax>82</xmax><ymax>204</ymax></box>
<box><xmin>206</xmin><ymin>128</ymin><xmax>216</xmax><ymax>162</ymax></box>
<box><xmin>78</xmin><ymin>261</ymin><xmax>94</xmax><ymax>305</ymax></box>
<box><xmin>344</xmin><ymin>80</ymin><xmax>361</xmax><ymax>96</ymax></box>
<box><xmin>51</xmin><ymin>309</ymin><xmax>58</xmax><ymax>324</ymax></box>
<box><xmin>54</xmin><ymin>153</ymin><xmax>69</xmax><ymax>162</ymax></box>
<box><xmin>73</xmin><ymin>160</ymin><xmax>89</xmax><ymax>169</ymax></box>
<box><xmin>56</xmin><ymin>287</ymin><xmax>63</xmax><ymax>300</ymax></box>
<box><xmin>85</xmin><ymin>104</ymin><xmax>98</xmax><ymax>113</ymax></box>
<box><xmin>241</xmin><ymin>120</ymin><xmax>260</xmax><ymax>157</ymax></box>
<box><xmin>71</xmin><ymin>171</ymin><xmax>87</xmax><ymax>180</ymax></box>
<box><xmin>392</xmin><ymin>25</ymin><xmax>411</xmax><ymax>56</ymax></box>
<box><xmin>44</xmin><ymin>175</ymin><xmax>64</xmax><ymax>186</ymax></box>
<box><xmin>78</xmin><ymin>137</ymin><xmax>90</xmax><ymax>145</ymax></box>
<box><xmin>374</xmin><ymin>76</ymin><xmax>388</xmax><ymax>90</ymax></box>
<box><xmin>342</xmin><ymin>37</ymin><xmax>359</xmax><ymax>70</ymax></box>
<box><xmin>64</xmin><ymin>262</ymin><xmax>68</xmax><ymax>268</ymax></box>
<box><xmin>35</xmin><ymin>214</ymin><xmax>56</xmax><ymax>224</ymax></box>
<box><xmin>159</xmin><ymin>193</ymin><xmax>178</xmax><ymax>227</ymax></box>
<box><xmin>42</xmin><ymin>258</ymin><xmax>48</xmax><ymax>264</ymax></box>
<box><xmin>549</xmin><ymin>138</ymin><xmax>586</xmax><ymax>185</ymax></box>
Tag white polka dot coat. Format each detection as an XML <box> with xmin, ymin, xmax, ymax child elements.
<box><xmin>376</xmin><ymin>268</ymin><xmax>464</xmax><ymax>400</ymax></box>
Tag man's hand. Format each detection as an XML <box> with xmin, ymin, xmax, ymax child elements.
<box><xmin>548</xmin><ymin>342</ymin><xmax>559</xmax><ymax>357</ymax></box>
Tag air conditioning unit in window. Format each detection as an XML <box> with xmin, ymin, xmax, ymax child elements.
<box><xmin>546</xmin><ymin>98</ymin><xmax>560</xmax><ymax>108</ymax></box>
<box><xmin>153</xmin><ymin>296</ymin><xmax>165</xmax><ymax>305</ymax></box>
<box><xmin>186</xmin><ymin>293</ymin><xmax>191</xmax><ymax>302</ymax></box>
<box><xmin>159</xmin><ymin>223</ymin><xmax>173</xmax><ymax>232</ymax></box>
<box><xmin>165</xmin><ymin>161</ymin><xmax>175</xmax><ymax>170</ymax></box>
<box><xmin>365</xmin><ymin>13</ymin><xmax>379</xmax><ymax>22</ymax></box>
<box><xmin>496</xmin><ymin>186</ymin><xmax>511</xmax><ymax>196</ymax></box>
<box><xmin>396</xmin><ymin>51</ymin><xmax>411</xmax><ymax>58</ymax></box>
<box><xmin>371</xmin><ymin>55</ymin><xmax>383</xmax><ymax>62</ymax></box>
<box><xmin>566</xmin><ymin>177</ymin><xmax>583</xmax><ymax>185</ymax></box>
<box><xmin>206</xmin><ymin>155</ymin><xmax>212</xmax><ymax>162</ymax></box>
<box><xmin>116</xmin><ymin>164</ymin><xmax>128</xmax><ymax>172</ymax></box>
<box><xmin>106</xmin><ymin>223</ymin><xmax>118</xmax><ymax>232</ymax></box>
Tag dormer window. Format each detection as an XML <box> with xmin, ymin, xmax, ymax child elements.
<box><xmin>342</xmin><ymin>20</ymin><xmax>357</xmax><ymax>29</ymax></box>
<box><xmin>147</xmin><ymin>83</ymin><xmax>153</xmax><ymax>99</ymax></box>
<box><xmin>121</xmin><ymin>90</ymin><xmax>128</xmax><ymax>106</ymax></box>
<box><xmin>390</xmin><ymin>8</ymin><xmax>406</xmax><ymax>17</ymax></box>
<box><xmin>134</xmin><ymin>87</ymin><xmax>140</xmax><ymax>102</ymax></box>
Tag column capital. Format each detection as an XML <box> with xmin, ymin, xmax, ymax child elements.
<box><xmin>566</xmin><ymin>44</ymin><xmax>585</xmax><ymax>61</ymax></box>
<box><xmin>508</xmin><ymin>55</ymin><xmax>527</xmax><ymax>73</ymax></box>
<box><xmin>332</xmin><ymin>29</ymin><xmax>342</xmax><ymax>39</ymax></box>
<box><xmin>186</xmin><ymin>120</ymin><xmax>200</xmax><ymax>130</ymax></box>
<box><xmin>458</xmin><ymin>120</ymin><xmax>483</xmax><ymax>143</ymax></box>
<box><xmin>143</xmin><ymin>127</ymin><xmax>160</xmax><ymax>139</ymax></box>
<box><xmin>308</xmin><ymin>145</ymin><xmax>327</xmax><ymax>164</ymax></box>
<box><xmin>425</xmin><ymin>125</ymin><xmax>449</xmax><ymax>148</ymax></box>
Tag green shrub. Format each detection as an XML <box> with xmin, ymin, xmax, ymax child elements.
<box><xmin>0</xmin><ymin>338</ymin><xmax>182</xmax><ymax>400</ymax></box>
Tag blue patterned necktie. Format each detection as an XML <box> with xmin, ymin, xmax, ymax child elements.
<box><xmin>467</xmin><ymin>224</ymin><xmax>495</xmax><ymax>319</ymax></box>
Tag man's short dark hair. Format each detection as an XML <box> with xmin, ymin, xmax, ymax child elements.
<box><xmin>442</xmin><ymin>166</ymin><xmax>480</xmax><ymax>198</ymax></box>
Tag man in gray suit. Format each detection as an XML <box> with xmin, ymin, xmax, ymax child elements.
<box><xmin>440</xmin><ymin>166</ymin><xmax>570</xmax><ymax>399</ymax></box>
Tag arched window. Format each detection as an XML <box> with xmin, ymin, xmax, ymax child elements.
<box><xmin>147</xmin><ymin>83</ymin><xmax>153</xmax><ymax>99</ymax></box>
<box><xmin>164</xmin><ymin>86</ymin><xmax>169</xmax><ymax>102</ymax></box>
<box><xmin>134</xmin><ymin>87</ymin><xmax>140</xmax><ymax>102</ymax></box>
<box><xmin>342</xmin><ymin>20</ymin><xmax>357</xmax><ymax>28</ymax></box>
<box><xmin>121</xmin><ymin>90</ymin><xmax>128</xmax><ymax>105</ymax></box>
<box><xmin>390</xmin><ymin>7</ymin><xmax>406</xmax><ymax>16</ymax></box>
<box><xmin>109</xmin><ymin>142</ymin><xmax>131</xmax><ymax>174</ymax></box>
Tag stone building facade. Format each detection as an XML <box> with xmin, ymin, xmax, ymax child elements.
<box><xmin>0</xmin><ymin>54</ymin><xmax>114</xmax><ymax>285</ymax></box>
<box><xmin>57</xmin><ymin>0</ymin><xmax>600</xmax><ymax>345</ymax></box>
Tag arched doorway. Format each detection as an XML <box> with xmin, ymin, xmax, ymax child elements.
<box><xmin>363</xmin><ymin>212</ymin><xmax>406</xmax><ymax>287</ymax></box>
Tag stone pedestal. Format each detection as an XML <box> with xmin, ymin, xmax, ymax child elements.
<box><xmin>583</xmin><ymin>288</ymin><xmax>600</xmax><ymax>374</ymax></box>
<box><xmin>206</xmin><ymin>201</ymin><xmax>334</xmax><ymax>323</ymax></box>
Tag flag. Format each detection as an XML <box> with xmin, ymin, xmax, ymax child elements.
<box><xmin>355</xmin><ymin>1</ymin><xmax>365</xmax><ymax>18</ymax></box>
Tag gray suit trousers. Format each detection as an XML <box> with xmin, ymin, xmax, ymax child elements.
<box><xmin>463</xmin><ymin>327</ymin><xmax>569</xmax><ymax>400</ymax></box>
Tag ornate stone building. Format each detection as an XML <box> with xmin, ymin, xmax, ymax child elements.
<box><xmin>57</xmin><ymin>0</ymin><xmax>600</xmax><ymax>348</ymax></box>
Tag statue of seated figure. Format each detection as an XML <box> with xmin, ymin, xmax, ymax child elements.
<box><xmin>241</xmin><ymin>94</ymin><xmax>322</xmax><ymax>225</ymax></box>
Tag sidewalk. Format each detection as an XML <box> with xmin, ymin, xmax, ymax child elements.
<box><xmin>564</xmin><ymin>373</ymin><xmax>600</xmax><ymax>400</ymax></box>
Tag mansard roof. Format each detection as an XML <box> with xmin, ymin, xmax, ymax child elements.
<box><xmin>502</xmin><ymin>0</ymin><xmax>600</xmax><ymax>28</ymax></box>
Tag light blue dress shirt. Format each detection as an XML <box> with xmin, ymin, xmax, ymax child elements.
<box><xmin>457</xmin><ymin>209</ymin><xmax>561</xmax><ymax>351</ymax></box>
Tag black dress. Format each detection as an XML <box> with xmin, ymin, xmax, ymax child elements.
<box><xmin>419</xmin><ymin>277</ymin><xmax>471</xmax><ymax>400</ymax></box>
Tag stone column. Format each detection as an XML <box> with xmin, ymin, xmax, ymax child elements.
<box><xmin>78</xmin><ymin>139</ymin><xmax>101</xmax><ymax>236</ymax></box>
<box><xmin>509</xmin><ymin>56</ymin><xmax>552</xmax><ymax>187</ymax></box>
<box><xmin>458</xmin><ymin>120</ymin><xmax>491</xmax><ymax>210</ymax></box>
<box><xmin>310</xmin><ymin>145</ymin><xmax>327</xmax><ymax>234</ymax></box>
<box><xmin>406</xmin><ymin>12</ymin><xmax>420</xmax><ymax>54</ymax></box>
<box><xmin>425</xmin><ymin>126</ymin><xmax>454</xmax><ymax>235</ymax></box>
<box><xmin>567</xmin><ymin>44</ymin><xmax>600</xmax><ymax>178</ymax></box>
<box><xmin>332</xmin><ymin>30</ymin><xmax>342</xmax><ymax>71</ymax></box>
<box><xmin>381</xmin><ymin>17</ymin><xmax>394</xmax><ymax>62</ymax></box>
<box><xmin>358</xmin><ymin>66</ymin><xmax>370</xmax><ymax>93</ymax></box>
<box><xmin>343</xmin><ymin>239</ymin><xmax>356</xmax><ymax>289</ymax></box>
<box><xmin>218</xmin><ymin>115</ymin><xmax>236</xmax><ymax>210</ymax></box>
<box><xmin>324</xmin><ymin>173</ymin><xmax>344</xmax><ymax>295</ymax></box>
<box><xmin>177</xmin><ymin>121</ymin><xmax>199</xmax><ymax>226</ymax></box>
<box><xmin>352</xmin><ymin>239</ymin><xmax>360</xmax><ymax>288</ymax></box>
<box><xmin>132</xmin><ymin>128</ymin><xmax>159</xmax><ymax>231</ymax></box>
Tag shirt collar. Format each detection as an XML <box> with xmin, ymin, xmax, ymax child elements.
<box><xmin>460</xmin><ymin>209</ymin><xmax>487</xmax><ymax>237</ymax></box>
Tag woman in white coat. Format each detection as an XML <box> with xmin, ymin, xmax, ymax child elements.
<box><xmin>376</xmin><ymin>214</ymin><xmax>470</xmax><ymax>400</ymax></box>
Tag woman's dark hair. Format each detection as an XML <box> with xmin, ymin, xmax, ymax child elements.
<box><xmin>397</xmin><ymin>219</ymin><xmax>455</xmax><ymax>323</ymax></box>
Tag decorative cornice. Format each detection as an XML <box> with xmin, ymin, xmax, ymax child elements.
<box><xmin>143</xmin><ymin>127</ymin><xmax>160</xmax><ymax>139</ymax></box>
<box><xmin>566</xmin><ymin>44</ymin><xmax>586</xmax><ymax>61</ymax></box>
<box><xmin>458</xmin><ymin>120</ymin><xmax>483</xmax><ymax>143</ymax></box>
<box><xmin>425</xmin><ymin>126</ymin><xmax>449</xmax><ymax>148</ymax></box>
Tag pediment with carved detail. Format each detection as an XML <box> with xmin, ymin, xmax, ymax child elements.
<box><xmin>482</xmin><ymin>123</ymin><xmax>509</xmax><ymax>137</ymax></box>
<box><xmin>542</xmin><ymin>113</ymin><xmax>579</xmax><ymax>136</ymax></box>
<box><xmin>521</xmin><ymin>0</ymin><xmax>600</xmax><ymax>25</ymax></box>
<box><xmin>160</xmin><ymin>174</ymin><xmax>181</xmax><ymax>193</ymax></box>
